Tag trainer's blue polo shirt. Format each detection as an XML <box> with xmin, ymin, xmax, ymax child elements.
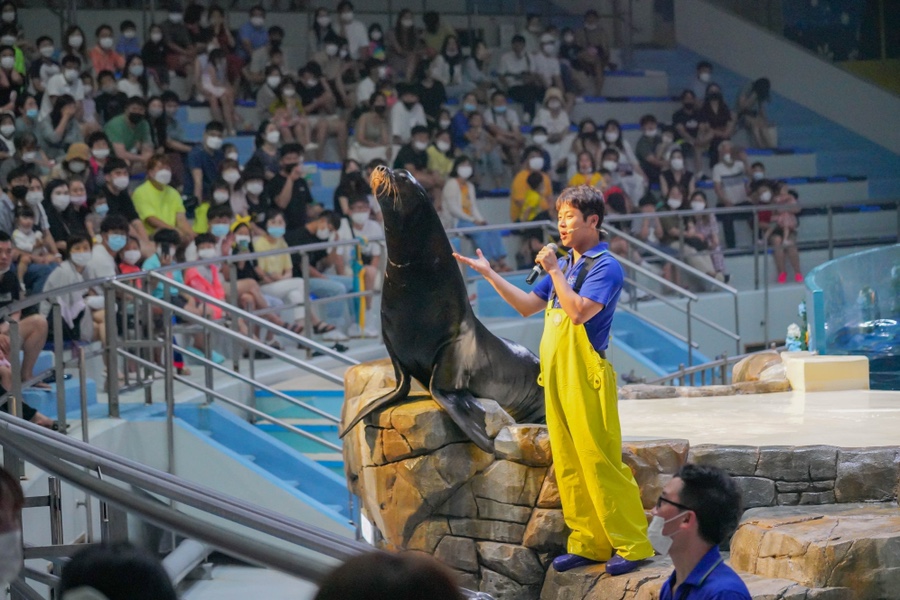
<box><xmin>533</xmin><ymin>241</ymin><xmax>622</xmax><ymax>352</ymax></box>
<box><xmin>659</xmin><ymin>546</ymin><xmax>751</xmax><ymax>600</ymax></box>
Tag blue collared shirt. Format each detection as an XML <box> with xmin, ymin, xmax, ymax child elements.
<box><xmin>659</xmin><ymin>546</ymin><xmax>751</xmax><ymax>600</ymax></box>
<box><xmin>533</xmin><ymin>241</ymin><xmax>622</xmax><ymax>352</ymax></box>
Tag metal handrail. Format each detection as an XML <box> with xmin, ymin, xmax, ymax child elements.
<box><xmin>643</xmin><ymin>345</ymin><xmax>788</xmax><ymax>386</ymax></box>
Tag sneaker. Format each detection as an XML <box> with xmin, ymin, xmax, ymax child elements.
<box><xmin>605</xmin><ymin>554</ymin><xmax>645</xmax><ymax>576</ymax></box>
<box><xmin>777</xmin><ymin>272</ymin><xmax>787</xmax><ymax>284</ymax></box>
<box><xmin>347</xmin><ymin>323</ymin><xmax>362</xmax><ymax>338</ymax></box>
<box><xmin>794</xmin><ymin>272</ymin><xmax>804</xmax><ymax>283</ymax></box>
<box><xmin>322</xmin><ymin>328</ymin><xmax>350</xmax><ymax>342</ymax></box>
<box><xmin>362</xmin><ymin>325</ymin><xmax>379</xmax><ymax>338</ymax></box>
<box><xmin>551</xmin><ymin>553</ymin><xmax>600</xmax><ymax>572</ymax></box>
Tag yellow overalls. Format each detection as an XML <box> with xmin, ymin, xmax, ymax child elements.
<box><xmin>539</xmin><ymin>288</ymin><xmax>653</xmax><ymax>562</ymax></box>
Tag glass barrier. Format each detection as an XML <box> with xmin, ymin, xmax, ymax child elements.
<box><xmin>805</xmin><ymin>243</ymin><xmax>900</xmax><ymax>389</ymax></box>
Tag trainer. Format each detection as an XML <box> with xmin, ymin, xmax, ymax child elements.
<box><xmin>454</xmin><ymin>185</ymin><xmax>652</xmax><ymax>576</ymax></box>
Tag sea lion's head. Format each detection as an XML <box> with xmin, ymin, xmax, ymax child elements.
<box><xmin>370</xmin><ymin>166</ymin><xmax>433</xmax><ymax>224</ymax></box>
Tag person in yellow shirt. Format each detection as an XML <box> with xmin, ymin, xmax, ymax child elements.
<box><xmin>510</xmin><ymin>146</ymin><xmax>553</xmax><ymax>222</ymax></box>
<box><xmin>426</xmin><ymin>130</ymin><xmax>456</xmax><ymax>179</ymax></box>
<box><xmin>131</xmin><ymin>155</ymin><xmax>194</xmax><ymax>243</ymax></box>
<box><xmin>568</xmin><ymin>151</ymin><xmax>605</xmax><ymax>188</ymax></box>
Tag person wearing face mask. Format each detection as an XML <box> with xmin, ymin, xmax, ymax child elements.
<box><xmin>635</xmin><ymin>115</ymin><xmax>669</xmax><ymax>184</ymax></box>
<box><xmin>601</xmin><ymin>119</ymin><xmax>648</xmax><ymax>205</ymax></box>
<box><xmin>62</xmin><ymin>25</ymin><xmax>89</xmax><ymax>67</ymax></box>
<box><xmin>393</xmin><ymin>125</ymin><xmax>445</xmax><ymax>208</ymax></box>
<box><xmin>690</xmin><ymin>61</ymin><xmax>716</xmax><ymax>100</ymax></box>
<box><xmin>141</xmin><ymin>24</ymin><xmax>169</xmax><ymax>91</ymax></box>
<box><xmin>255</xmin><ymin>64</ymin><xmax>282</xmax><ymax>116</ymax></box>
<box><xmin>40</xmin><ymin>233</ymin><xmax>103</xmax><ymax>343</ymax></box>
<box><xmin>186</xmin><ymin>121</ymin><xmax>226</xmax><ymax>203</ymax></box>
<box><xmin>659</xmin><ymin>147</ymin><xmax>696</xmax><ymax>201</ymax></box>
<box><xmin>90</xmin><ymin>24</ymin><xmax>126</xmax><ymax>78</ymax></box>
<box><xmin>98</xmin><ymin>157</ymin><xmax>150</xmax><ymax>254</ymax></box>
<box><xmin>93</xmin><ymin>70</ymin><xmax>127</xmax><ymax>125</ymax></box>
<box><xmin>115</xmin><ymin>234</ymin><xmax>144</xmax><ymax>276</ymax></box>
<box><xmin>35</xmin><ymin>95</ymin><xmax>82</xmax><ymax>161</ymax></box>
<box><xmin>499</xmin><ymin>35</ymin><xmax>543</xmax><ymax>120</ymax></box>
<box><xmin>297</xmin><ymin>62</ymin><xmax>347</xmax><ymax>162</ymax></box>
<box><xmin>390</xmin><ymin>83</ymin><xmax>427</xmax><ymax>146</ymax></box>
<box><xmin>132</xmin><ymin>155</ymin><xmax>193</xmax><ymax>243</ymax></box>
<box><xmin>117</xmin><ymin>54</ymin><xmax>149</xmax><ymax>98</ymax></box>
<box><xmin>183</xmin><ymin>232</ymin><xmax>228</xmax><ymax>323</ymax></box>
<box><xmin>687</xmin><ymin>190</ymin><xmax>727</xmax><ymax>282</ymax></box>
<box><xmin>442</xmin><ymin>156</ymin><xmax>510</xmax><ymax>272</ymax></box>
<box><xmin>117</xmin><ymin>19</ymin><xmax>141</xmax><ymax>57</ymax></box>
<box><xmin>659</xmin><ymin>186</ymin><xmax>718</xmax><ymax>285</ymax></box>
<box><xmin>697</xmin><ymin>84</ymin><xmax>734</xmax><ymax>168</ymax></box>
<box><xmin>27</xmin><ymin>36</ymin><xmax>60</xmax><ymax>97</ymax></box>
<box><xmin>42</xmin><ymin>179</ymin><xmax>87</xmax><ymax>253</ymax></box>
<box><xmin>83</xmin><ymin>214</ymin><xmax>129</xmax><ymax>295</ymax></box>
<box><xmin>483</xmin><ymin>91</ymin><xmax>525</xmax><ymax>166</ymax></box>
<box><xmin>0</xmin><ymin>466</ymin><xmax>24</xmax><ymax>590</ymax></box>
<box><xmin>309</xmin><ymin>8</ymin><xmax>336</xmax><ymax>55</ymax></box>
<box><xmin>265</xmin><ymin>143</ymin><xmax>316</xmax><ymax>238</ymax></box>
<box><xmin>47</xmin><ymin>142</ymin><xmax>89</xmax><ymax>182</ymax></box>
<box><xmin>532</xmin><ymin>33</ymin><xmax>564</xmax><ymax>92</ymax></box>
<box><xmin>386</xmin><ymin>9</ymin><xmax>420</xmax><ymax>81</ymax></box>
<box><xmin>767</xmin><ymin>183</ymin><xmax>802</xmax><ymax>284</ymax></box>
<box><xmin>337</xmin><ymin>195</ymin><xmax>382</xmax><ymax>339</ymax></box>
<box><xmin>38</xmin><ymin>54</ymin><xmax>85</xmax><ymax>122</ymax></box>
<box><xmin>425</xmin><ymin>130</ymin><xmax>456</xmax><ymax>181</ymax></box>
<box><xmin>199</xmin><ymin>47</ymin><xmax>238</xmax><ymax>137</ymax></box>
<box><xmin>711</xmin><ymin>140</ymin><xmax>749</xmax><ymax>249</ymax></box>
<box><xmin>334</xmin><ymin>0</ymin><xmax>368</xmax><ymax>61</ymax></box>
<box><xmin>429</xmin><ymin>35</ymin><xmax>472</xmax><ymax>100</ymax></box>
<box><xmin>0</xmin><ymin>110</ymin><xmax>14</xmax><ymax>160</ymax></box>
<box><xmin>574</xmin><ymin>9</ymin><xmax>610</xmax><ymax>93</ymax></box>
<box><xmin>103</xmin><ymin>96</ymin><xmax>153</xmax><ymax>172</ymax></box>
<box><xmin>653</xmin><ymin>464</ymin><xmax>750</xmax><ymax>599</ymax></box>
<box><xmin>310</xmin><ymin>32</ymin><xmax>354</xmax><ymax>111</ymax></box>
<box><xmin>349</xmin><ymin>92</ymin><xmax>391</xmax><ymax>165</ymax></box>
<box><xmin>268</xmin><ymin>79</ymin><xmax>312</xmax><ymax>147</ymax></box>
<box><xmin>448</xmin><ymin>92</ymin><xmax>480</xmax><ymax>149</ymax></box>
<box><xmin>159</xmin><ymin>3</ymin><xmax>196</xmax><ymax>86</ymax></box>
<box><xmin>236</xmin><ymin>5</ymin><xmax>269</xmax><ymax>62</ymax></box>
<box><xmin>511</xmin><ymin>145</ymin><xmax>552</xmax><ymax>223</ymax></box>
<box><xmin>533</xmin><ymin>87</ymin><xmax>574</xmax><ymax>180</ymax></box>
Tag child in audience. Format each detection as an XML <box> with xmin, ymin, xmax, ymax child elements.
<box><xmin>85</xmin><ymin>194</ymin><xmax>108</xmax><ymax>242</ymax></box>
<box><xmin>522</xmin><ymin>171</ymin><xmax>545</xmax><ymax>222</ymax></box>
<box><xmin>184</xmin><ymin>233</ymin><xmax>225</xmax><ymax>321</ymax></box>
<box><xmin>12</xmin><ymin>205</ymin><xmax>50</xmax><ymax>285</ymax></box>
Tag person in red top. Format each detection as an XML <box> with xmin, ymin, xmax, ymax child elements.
<box><xmin>183</xmin><ymin>233</ymin><xmax>225</xmax><ymax>320</ymax></box>
<box><xmin>90</xmin><ymin>24</ymin><xmax>126</xmax><ymax>77</ymax></box>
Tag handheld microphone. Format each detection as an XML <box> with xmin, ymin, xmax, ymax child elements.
<box><xmin>525</xmin><ymin>243</ymin><xmax>558</xmax><ymax>285</ymax></box>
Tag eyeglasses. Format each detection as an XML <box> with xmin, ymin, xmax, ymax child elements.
<box><xmin>655</xmin><ymin>496</ymin><xmax>694</xmax><ymax>512</ymax></box>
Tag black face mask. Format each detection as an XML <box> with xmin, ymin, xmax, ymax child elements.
<box><xmin>282</xmin><ymin>162</ymin><xmax>298</xmax><ymax>174</ymax></box>
<box><xmin>402</xmin><ymin>101</ymin><xmax>416</xmax><ymax>110</ymax></box>
<box><xmin>707</xmin><ymin>93</ymin><xmax>722</xmax><ymax>103</ymax></box>
<box><xmin>373</xmin><ymin>105</ymin><xmax>386</xmax><ymax>115</ymax></box>
<box><xmin>10</xmin><ymin>185</ymin><xmax>26</xmax><ymax>200</ymax></box>
<box><xmin>683</xmin><ymin>102</ymin><xmax>695</xmax><ymax>110</ymax></box>
<box><xmin>128</xmin><ymin>112</ymin><xmax>144</xmax><ymax>124</ymax></box>
<box><xmin>581</xmin><ymin>132</ymin><xmax>599</xmax><ymax>145</ymax></box>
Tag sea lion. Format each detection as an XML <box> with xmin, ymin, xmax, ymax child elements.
<box><xmin>339</xmin><ymin>166</ymin><xmax>545</xmax><ymax>452</ymax></box>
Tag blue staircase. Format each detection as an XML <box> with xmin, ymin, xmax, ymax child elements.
<box><xmin>21</xmin><ymin>351</ymin><xmax>98</xmax><ymax>419</ymax></box>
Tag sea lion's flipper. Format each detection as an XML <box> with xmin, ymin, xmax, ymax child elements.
<box><xmin>429</xmin><ymin>346</ymin><xmax>493</xmax><ymax>453</ymax></box>
<box><xmin>339</xmin><ymin>356</ymin><xmax>412</xmax><ymax>438</ymax></box>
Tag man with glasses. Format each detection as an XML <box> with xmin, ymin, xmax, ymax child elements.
<box><xmin>651</xmin><ymin>463</ymin><xmax>751</xmax><ymax>599</ymax></box>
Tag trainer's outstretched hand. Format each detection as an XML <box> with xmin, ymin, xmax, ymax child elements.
<box><xmin>453</xmin><ymin>249</ymin><xmax>493</xmax><ymax>277</ymax></box>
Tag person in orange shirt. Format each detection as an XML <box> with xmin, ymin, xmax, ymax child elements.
<box><xmin>90</xmin><ymin>24</ymin><xmax>125</xmax><ymax>77</ymax></box>
<box><xmin>510</xmin><ymin>145</ymin><xmax>552</xmax><ymax>222</ymax></box>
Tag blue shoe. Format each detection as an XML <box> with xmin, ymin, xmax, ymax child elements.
<box><xmin>210</xmin><ymin>350</ymin><xmax>226</xmax><ymax>365</ymax></box>
<box><xmin>551</xmin><ymin>554</ymin><xmax>600</xmax><ymax>572</ymax></box>
<box><xmin>605</xmin><ymin>554</ymin><xmax>644</xmax><ymax>576</ymax></box>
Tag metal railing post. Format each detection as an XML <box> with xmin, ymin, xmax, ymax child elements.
<box><xmin>163</xmin><ymin>307</ymin><xmax>175</xmax><ymax>478</ymax></box>
<box><xmin>686</xmin><ymin>301</ymin><xmax>693</xmax><ymax>368</ymax></box>
<box><xmin>48</xmin><ymin>476</ymin><xmax>63</xmax><ymax>545</ymax></box>
<box><xmin>229</xmin><ymin>267</ymin><xmax>240</xmax><ymax>372</ymax></box>
<box><xmin>51</xmin><ymin>301</ymin><xmax>66</xmax><ymax>432</ymax></box>
<box><xmin>8</xmin><ymin>318</ymin><xmax>22</xmax><ymax>414</ymax></box>
<box><xmin>762</xmin><ymin>233</ymin><xmax>770</xmax><ymax>347</ymax></box>
<box><xmin>2</xmin><ymin>395</ymin><xmax>22</xmax><ymax>478</ymax></box>
<box><xmin>104</xmin><ymin>284</ymin><xmax>119</xmax><ymax>417</ymax></box>
<box><xmin>827</xmin><ymin>205</ymin><xmax>834</xmax><ymax>260</ymax></box>
<box><xmin>301</xmin><ymin>252</ymin><xmax>313</xmax><ymax>359</ymax></box>
<box><xmin>752</xmin><ymin>210</ymin><xmax>760</xmax><ymax>289</ymax></box>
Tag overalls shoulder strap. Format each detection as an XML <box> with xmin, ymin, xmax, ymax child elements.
<box><xmin>549</xmin><ymin>250</ymin><xmax>608</xmax><ymax>304</ymax></box>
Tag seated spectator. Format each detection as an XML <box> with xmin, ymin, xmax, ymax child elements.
<box><xmin>160</xmin><ymin>4</ymin><xmax>196</xmax><ymax>85</ymax></box>
<box><xmin>94</xmin><ymin>70</ymin><xmax>128</xmax><ymax>125</ymax></box>
<box><xmin>59</xmin><ymin>542</ymin><xmax>178</xmax><ymax>600</ymax></box>
<box><xmin>768</xmin><ymin>183</ymin><xmax>802</xmax><ymax>283</ymax></box>
<box><xmin>511</xmin><ymin>146</ymin><xmax>553</xmax><ymax>223</ymax></box>
<box><xmin>335</xmin><ymin>1</ymin><xmax>368</xmax><ymax>61</ymax></box>
<box><xmin>84</xmin><ymin>214</ymin><xmax>129</xmax><ymax>291</ymax></box>
<box><xmin>28</xmin><ymin>35</ymin><xmax>59</xmax><ymax>98</ymax></box>
<box><xmin>11</xmin><ymin>204</ymin><xmax>54</xmax><ymax>286</ymax></box>
<box><xmin>533</xmin><ymin>32</ymin><xmax>565</xmax><ymax>95</ymax></box>
<box><xmin>199</xmin><ymin>48</ymin><xmax>237</xmax><ymax>136</ymax></box>
<box><xmin>43</xmin><ymin>179</ymin><xmax>88</xmax><ymax>252</ymax></box>
<box><xmin>117</xmin><ymin>234</ymin><xmax>143</xmax><ymax>275</ymax></box>
<box><xmin>464</xmin><ymin>112</ymin><xmax>505</xmax><ymax>189</ymax></box>
<box><xmin>449</xmin><ymin>92</ymin><xmax>479</xmax><ymax>149</ymax></box>
<box><xmin>533</xmin><ymin>87</ymin><xmax>573</xmax><ymax>177</ymax></box>
<box><xmin>0</xmin><ymin>111</ymin><xmax>15</xmax><ymax>162</ymax></box>
<box><xmin>443</xmin><ymin>156</ymin><xmax>510</xmax><ymax>272</ymax></box>
<box><xmin>601</xmin><ymin>119</ymin><xmax>646</xmax><ymax>203</ymax></box>
<box><xmin>103</xmin><ymin>96</ymin><xmax>153</xmax><ymax>173</ymax></box>
<box><xmin>79</xmin><ymin>71</ymin><xmax>99</xmax><ymax>134</ymax></box>
<box><xmin>520</xmin><ymin>14</ymin><xmax>543</xmax><ymax>53</ymax></box>
<box><xmin>417</xmin><ymin>63</ymin><xmax>447</xmax><ymax>127</ymax></box>
<box><xmin>90</xmin><ymin>24</ymin><xmax>125</xmax><ymax>77</ymax></box>
<box><xmin>341</xmin><ymin>199</ymin><xmax>384</xmax><ymax>327</ymax></box>
<box><xmin>254</xmin><ymin>65</ymin><xmax>281</xmax><ymax>123</ymax></box>
<box><xmin>658</xmin><ymin>187</ymin><xmax>718</xmax><ymax>287</ymax></box>
<box><xmin>569</xmin><ymin>120</ymin><xmax>602</xmax><ymax>176</ymax></box>
<box><xmin>672</xmin><ymin>89</ymin><xmax>704</xmax><ymax>173</ymax></box>
<box><xmin>499</xmin><ymin>34</ymin><xmax>543</xmax><ymax>120</ymax></box>
<box><xmin>426</xmin><ymin>129</ymin><xmax>456</xmax><ymax>181</ymax></box>
<box><xmin>266</xmin><ymin>143</ymin><xmax>315</xmax><ymax>238</ymax></box>
<box><xmin>660</xmin><ymin>147</ymin><xmax>695</xmax><ymax>199</ymax></box>
<box><xmin>299</xmin><ymin>62</ymin><xmax>346</xmax><ymax>161</ymax></box>
<box><xmin>62</xmin><ymin>25</ymin><xmax>89</xmax><ymax>70</ymax></box>
<box><xmin>141</xmin><ymin>24</ymin><xmax>169</xmax><ymax>92</ymax></box>
<box><xmin>688</xmin><ymin>190</ymin><xmax>726</xmax><ymax>282</ymax></box>
<box><xmin>39</xmin><ymin>53</ymin><xmax>85</xmax><ymax>121</ymax></box>
<box><xmin>393</xmin><ymin>125</ymin><xmax>443</xmax><ymax>210</ymax></box>
<box><xmin>386</xmin><ymin>9</ymin><xmax>420</xmax><ymax>81</ymax></box>
<box><xmin>116</xmin><ymin>20</ymin><xmax>141</xmax><ymax>58</ymax></box>
<box><xmin>429</xmin><ymin>35</ymin><xmax>471</xmax><ymax>99</ymax></box>
<box><xmin>349</xmin><ymin>92</ymin><xmax>391</xmax><ymax>166</ymax></box>
<box><xmin>573</xmin><ymin>10</ymin><xmax>609</xmax><ymax>93</ymax></box>
<box><xmin>207</xmin><ymin>5</ymin><xmax>241</xmax><ymax>86</ymax></box>
<box><xmin>635</xmin><ymin>114</ymin><xmax>667</xmax><ymax>184</ymax></box>
<box><xmin>237</xmin><ymin>4</ymin><xmax>268</xmax><ymax>63</ymax></box>
<box><xmin>391</xmin><ymin>83</ymin><xmax>427</xmax><ymax>147</ymax></box>
<box><xmin>100</xmin><ymin>157</ymin><xmax>151</xmax><ymax>253</ymax></box>
<box><xmin>244</xmin><ymin>26</ymin><xmax>285</xmax><ymax>90</ymax></box>
<box><xmin>0</xmin><ymin>132</ymin><xmax>45</xmax><ymax>183</ymax></box>
<box><xmin>567</xmin><ymin>150</ymin><xmax>603</xmax><ymax>188</ymax></box>
<box><xmin>333</xmin><ymin>160</ymin><xmax>377</xmax><ymax>219</ymax></box>
<box><xmin>463</xmin><ymin>41</ymin><xmax>493</xmax><ymax>101</ymax></box>
<box><xmin>691</xmin><ymin>61</ymin><xmax>716</xmax><ymax>100</ymax></box>
<box><xmin>40</xmin><ymin>232</ymin><xmax>104</xmax><ymax>344</ymax></box>
<box><xmin>186</xmin><ymin>121</ymin><xmax>225</xmax><ymax>203</ymax></box>
<box><xmin>697</xmin><ymin>84</ymin><xmax>734</xmax><ymax>168</ymax></box>
<box><xmin>0</xmin><ymin>42</ymin><xmax>22</xmax><ymax>113</ymax></box>
<box><xmin>268</xmin><ymin>79</ymin><xmax>311</xmax><ymax>147</ymax></box>
<box><xmin>362</xmin><ymin>23</ymin><xmax>386</xmax><ymax>63</ymax></box>
<box><xmin>712</xmin><ymin>140</ymin><xmax>749</xmax><ymax>249</ymax></box>
<box><xmin>737</xmin><ymin>77</ymin><xmax>774</xmax><ymax>148</ymax></box>
<box><xmin>50</xmin><ymin>142</ymin><xmax>90</xmax><ymax>182</ymax></box>
<box><xmin>132</xmin><ymin>155</ymin><xmax>193</xmax><ymax>243</ymax></box>
<box><xmin>309</xmin><ymin>8</ymin><xmax>336</xmax><ymax>56</ymax></box>
<box><xmin>354</xmin><ymin>59</ymin><xmax>382</xmax><ymax>110</ymax></box>
<box><xmin>230</xmin><ymin>169</ymin><xmax>268</xmax><ymax>236</ymax></box>
<box><xmin>422</xmin><ymin>11</ymin><xmax>455</xmax><ymax>59</ymax></box>
<box><xmin>14</xmin><ymin>93</ymin><xmax>38</xmax><ymax>135</ymax></box>
<box><xmin>314</xmin><ymin>551</ymin><xmax>463</xmax><ymax>600</ymax></box>
<box><xmin>117</xmin><ymin>54</ymin><xmax>148</xmax><ymax>98</ymax></box>
<box><xmin>184</xmin><ymin>232</ymin><xmax>226</xmax><ymax>320</ymax></box>
<box><xmin>483</xmin><ymin>91</ymin><xmax>524</xmax><ymax>166</ymax></box>
<box><xmin>36</xmin><ymin>95</ymin><xmax>82</xmax><ymax>160</ymax></box>
<box><xmin>245</xmin><ymin>120</ymin><xmax>281</xmax><ymax>182</ymax></box>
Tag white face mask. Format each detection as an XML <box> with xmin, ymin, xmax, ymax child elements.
<box><xmin>169</xmin><ymin>12</ymin><xmax>183</xmax><ymax>23</ymax></box>
<box><xmin>436</xmin><ymin>140</ymin><xmax>451</xmax><ymax>153</ymax></box>
<box><xmin>92</xmin><ymin>148</ymin><xmax>110</xmax><ymax>160</ymax></box>
<box><xmin>52</xmin><ymin>193</ymin><xmax>71</xmax><ymax>211</ymax></box>
<box><xmin>667</xmin><ymin>198</ymin><xmax>682</xmax><ymax>210</ymax></box>
<box><xmin>325</xmin><ymin>44</ymin><xmax>338</xmax><ymax>57</ymax></box>
<box><xmin>21</xmin><ymin>151</ymin><xmax>36</xmax><ymax>163</ymax></box>
<box><xmin>528</xmin><ymin>156</ymin><xmax>544</xmax><ymax>171</ymax></box>
<box><xmin>644</xmin><ymin>128</ymin><xmax>658</xmax><ymax>138</ymax></box>
<box><xmin>342</xmin><ymin>11</ymin><xmax>355</xmax><ymax>23</ymax></box>
<box><xmin>670</xmin><ymin>158</ymin><xmax>684</xmax><ymax>171</ymax></box>
<box><xmin>752</xmin><ymin>171</ymin><xmax>765</xmax><ymax>180</ymax></box>
<box><xmin>547</xmin><ymin>100</ymin><xmax>561</xmax><ymax>111</ymax></box>
<box><xmin>246</xmin><ymin>181</ymin><xmax>264</xmax><ymax>196</ymax></box>
<box><xmin>123</xmin><ymin>30</ymin><xmax>136</xmax><ymax>39</ymax></box>
<box><xmin>759</xmin><ymin>190</ymin><xmax>772</xmax><ymax>203</ymax></box>
<box><xmin>413</xmin><ymin>140</ymin><xmax>428</xmax><ymax>151</ymax></box>
<box><xmin>0</xmin><ymin>530</ymin><xmax>23</xmax><ymax>586</ymax></box>
<box><xmin>0</xmin><ymin>56</ymin><xmax>14</xmax><ymax>70</ymax></box>
<box><xmin>602</xmin><ymin>159</ymin><xmax>618</xmax><ymax>172</ymax></box>
<box><xmin>151</xmin><ymin>32</ymin><xmax>163</xmax><ymax>43</ymax></box>
<box><xmin>213</xmin><ymin>190</ymin><xmax>230</xmax><ymax>204</ymax></box>
<box><xmin>604</xmin><ymin>130</ymin><xmax>619</xmax><ymax>143</ymax></box>
<box><xmin>282</xmin><ymin>87</ymin><xmax>296</xmax><ymax>97</ymax></box>
<box><xmin>99</xmin><ymin>37</ymin><xmax>113</xmax><ymax>49</ymax></box>
<box><xmin>457</xmin><ymin>165</ymin><xmax>473</xmax><ymax>180</ymax></box>
<box><xmin>0</xmin><ymin>124</ymin><xmax>14</xmax><ymax>137</ymax></box>
<box><xmin>251</xmin><ymin>16</ymin><xmax>265</xmax><ymax>27</ymax></box>
<box><xmin>206</xmin><ymin>135</ymin><xmax>223</xmax><ymax>150</ymax></box>
<box><xmin>265</xmin><ymin>130</ymin><xmax>280</xmax><ymax>144</ymax></box>
<box><xmin>64</xmin><ymin>68</ymin><xmax>78</xmax><ymax>83</ymax></box>
<box><xmin>316</xmin><ymin>227</ymin><xmax>331</xmax><ymax>240</ymax></box>
<box><xmin>222</xmin><ymin>170</ymin><xmax>240</xmax><ymax>184</ymax></box>
<box><xmin>722</xmin><ymin>153</ymin><xmax>732</xmax><ymax>164</ymax></box>
<box><xmin>401</xmin><ymin>17</ymin><xmax>413</xmax><ymax>27</ymax></box>
<box><xmin>227</xmin><ymin>151</ymin><xmax>238</xmax><ymax>161</ymax></box>
<box><xmin>26</xmin><ymin>190</ymin><xmax>42</xmax><ymax>205</ymax></box>
<box><xmin>235</xmin><ymin>235</ymin><xmax>251</xmax><ymax>246</ymax></box>
<box><xmin>266</xmin><ymin>75</ymin><xmax>281</xmax><ymax>88</ymax></box>
<box><xmin>123</xmin><ymin>249</ymin><xmax>141</xmax><ymax>265</ymax></box>
<box><xmin>40</xmin><ymin>45</ymin><xmax>55</xmax><ymax>58</ymax></box>
<box><xmin>153</xmin><ymin>169</ymin><xmax>172</xmax><ymax>186</ymax></box>
<box><xmin>691</xmin><ymin>200</ymin><xmax>705</xmax><ymax>211</ymax></box>
<box><xmin>533</xmin><ymin>134</ymin><xmax>548</xmax><ymax>145</ymax></box>
<box><xmin>351</xmin><ymin>211</ymin><xmax>369</xmax><ymax>225</ymax></box>
<box><xmin>439</xmin><ymin>119</ymin><xmax>451</xmax><ymax>129</ymax></box>
<box><xmin>198</xmin><ymin>247</ymin><xmax>218</xmax><ymax>260</ymax></box>
<box><xmin>1</xmin><ymin>11</ymin><xmax>14</xmax><ymax>23</ymax></box>
<box><xmin>646</xmin><ymin>512</ymin><xmax>687</xmax><ymax>556</ymax></box>
<box><xmin>129</xmin><ymin>64</ymin><xmax>144</xmax><ymax>77</ymax></box>
<box><xmin>699</xmin><ymin>71</ymin><xmax>711</xmax><ymax>82</ymax></box>
<box><xmin>71</xmin><ymin>251</ymin><xmax>92</xmax><ymax>267</ymax></box>
<box><xmin>69</xmin><ymin>35</ymin><xmax>83</xmax><ymax>48</ymax></box>
<box><xmin>68</xmin><ymin>160</ymin><xmax>86</xmax><ymax>173</ymax></box>
<box><xmin>371</xmin><ymin>30</ymin><xmax>383</xmax><ymax>41</ymax></box>
<box><xmin>113</xmin><ymin>175</ymin><xmax>130</xmax><ymax>190</ymax></box>
<box><xmin>317</xmin><ymin>16</ymin><xmax>331</xmax><ymax>27</ymax></box>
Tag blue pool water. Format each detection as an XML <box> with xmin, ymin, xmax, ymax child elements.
<box><xmin>828</xmin><ymin>318</ymin><xmax>900</xmax><ymax>390</ymax></box>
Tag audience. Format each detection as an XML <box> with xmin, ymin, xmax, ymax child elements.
<box><xmin>59</xmin><ymin>542</ymin><xmax>178</xmax><ymax>600</ymax></box>
<box><xmin>315</xmin><ymin>551</ymin><xmax>464</xmax><ymax>600</ymax></box>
